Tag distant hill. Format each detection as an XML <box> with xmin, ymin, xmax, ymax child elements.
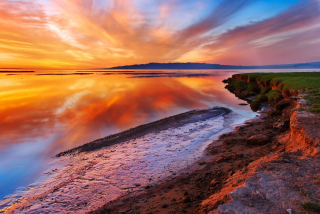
<box><xmin>108</xmin><ymin>62</ymin><xmax>320</xmax><ymax>70</ymax></box>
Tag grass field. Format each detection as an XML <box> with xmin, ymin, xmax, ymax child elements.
<box><xmin>238</xmin><ymin>72</ymin><xmax>320</xmax><ymax>114</ymax></box>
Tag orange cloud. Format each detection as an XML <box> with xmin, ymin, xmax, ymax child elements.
<box><xmin>0</xmin><ymin>0</ymin><xmax>319</xmax><ymax>69</ymax></box>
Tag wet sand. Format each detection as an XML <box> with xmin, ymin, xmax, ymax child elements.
<box><xmin>1</xmin><ymin>107</ymin><xmax>247</xmax><ymax>213</ymax></box>
<box><xmin>91</xmin><ymin>100</ymin><xmax>320</xmax><ymax>214</ymax></box>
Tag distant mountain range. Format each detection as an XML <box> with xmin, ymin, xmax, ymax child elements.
<box><xmin>108</xmin><ymin>61</ymin><xmax>320</xmax><ymax>70</ymax></box>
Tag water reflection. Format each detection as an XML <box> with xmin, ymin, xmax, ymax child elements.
<box><xmin>0</xmin><ymin>71</ymin><xmax>254</xmax><ymax>199</ymax></box>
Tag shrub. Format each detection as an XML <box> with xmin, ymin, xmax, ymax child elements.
<box><xmin>243</xmin><ymin>92</ymin><xmax>256</xmax><ymax>98</ymax></box>
<box><xmin>267</xmin><ymin>90</ymin><xmax>283</xmax><ymax>102</ymax></box>
<box><xmin>260</xmin><ymin>87</ymin><xmax>270</xmax><ymax>94</ymax></box>
<box><xmin>256</xmin><ymin>94</ymin><xmax>268</xmax><ymax>102</ymax></box>
<box><xmin>301</xmin><ymin>202</ymin><xmax>320</xmax><ymax>212</ymax></box>
<box><xmin>222</xmin><ymin>78</ymin><xmax>232</xmax><ymax>84</ymax></box>
<box><xmin>250</xmin><ymin>100</ymin><xmax>260</xmax><ymax>112</ymax></box>
<box><xmin>247</xmin><ymin>83</ymin><xmax>259</xmax><ymax>93</ymax></box>
<box><xmin>270</xmin><ymin>79</ymin><xmax>282</xmax><ymax>87</ymax></box>
<box><xmin>232</xmin><ymin>80</ymin><xmax>246</xmax><ymax>89</ymax></box>
<box><xmin>233</xmin><ymin>72</ymin><xmax>320</xmax><ymax>114</ymax></box>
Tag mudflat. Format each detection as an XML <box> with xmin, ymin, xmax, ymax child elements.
<box><xmin>1</xmin><ymin>107</ymin><xmax>244</xmax><ymax>213</ymax></box>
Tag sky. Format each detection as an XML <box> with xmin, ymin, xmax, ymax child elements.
<box><xmin>0</xmin><ymin>0</ymin><xmax>319</xmax><ymax>69</ymax></box>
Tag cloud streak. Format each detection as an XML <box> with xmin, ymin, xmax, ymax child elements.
<box><xmin>0</xmin><ymin>0</ymin><xmax>319</xmax><ymax>68</ymax></box>
<box><xmin>201</xmin><ymin>0</ymin><xmax>320</xmax><ymax>65</ymax></box>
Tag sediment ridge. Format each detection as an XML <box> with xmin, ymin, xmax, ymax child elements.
<box><xmin>56</xmin><ymin>107</ymin><xmax>232</xmax><ymax>157</ymax></box>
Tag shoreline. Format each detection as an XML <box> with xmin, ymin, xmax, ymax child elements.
<box><xmin>1</xmin><ymin>107</ymin><xmax>246</xmax><ymax>213</ymax></box>
<box><xmin>56</xmin><ymin>107</ymin><xmax>233</xmax><ymax>157</ymax></box>
<box><xmin>2</xmin><ymin>72</ymin><xmax>320</xmax><ymax>214</ymax></box>
<box><xmin>90</xmin><ymin>109</ymin><xmax>287</xmax><ymax>214</ymax></box>
<box><xmin>91</xmin><ymin>73</ymin><xmax>320</xmax><ymax>214</ymax></box>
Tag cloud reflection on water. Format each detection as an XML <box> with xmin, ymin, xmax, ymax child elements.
<box><xmin>0</xmin><ymin>73</ymin><xmax>250</xmax><ymax>154</ymax></box>
<box><xmin>0</xmin><ymin>72</ymin><xmax>254</xmax><ymax>199</ymax></box>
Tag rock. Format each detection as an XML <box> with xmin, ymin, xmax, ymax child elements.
<box><xmin>223</xmin><ymin>139</ymin><xmax>233</xmax><ymax>145</ymax></box>
<box><xmin>182</xmin><ymin>196</ymin><xmax>192</xmax><ymax>203</ymax></box>
<box><xmin>129</xmin><ymin>211</ymin><xmax>140</xmax><ymax>214</ymax></box>
<box><xmin>313</xmin><ymin>179</ymin><xmax>320</xmax><ymax>185</ymax></box>
<box><xmin>246</xmin><ymin>134</ymin><xmax>270</xmax><ymax>146</ymax></box>
<box><xmin>273</xmin><ymin>119</ymin><xmax>289</xmax><ymax>131</ymax></box>
<box><xmin>82</xmin><ymin>185</ymin><xmax>89</xmax><ymax>189</ymax></box>
<box><xmin>216</xmin><ymin>154</ymin><xmax>238</xmax><ymax>163</ymax></box>
<box><xmin>199</xmin><ymin>160</ymin><xmax>206</xmax><ymax>165</ymax></box>
<box><xmin>162</xmin><ymin>204</ymin><xmax>169</xmax><ymax>208</ymax></box>
<box><xmin>275</xmin><ymin>100</ymin><xmax>292</xmax><ymax>111</ymax></box>
<box><xmin>237</xmin><ymin>126</ymin><xmax>244</xmax><ymax>133</ymax></box>
<box><xmin>210</xmin><ymin>179</ymin><xmax>217</xmax><ymax>186</ymax></box>
<box><xmin>209</xmin><ymin>148</ymin><xmax>218</xmax><ymax>154</ymax></box>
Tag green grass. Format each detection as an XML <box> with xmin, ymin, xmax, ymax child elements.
<box><xmin>256</xmin><ymin>94</ymin><xmax>268</xmax><ymax>102</ymax></box>
<box><xmin>250</xmin><ymin>100</ymin><xmax>260</xmax><ymax>112</ymax></box>
<box><xmin>237</xmin><ymin>72</ymin><xmax>320</xmax><ymax>114</ymax></box>
<box><xmin>267</xmin><ymin>90</ymin><xmax>282</xmax><ymax>102</ymax></box>
<box><xmin>305</xmin><ymin>89</ymin><xmax>320</xmax><ymax>113</ymax></box>
<box><xmin>247</xmin><ymin>83</ymin><xmax>258</xmax><ymax>93</ymax></box>
<box><xmin>260</xmin><ymin>87</ymin><xmax>270</xmax><ymax>94</ymax></box>
<box><xmin>232</xmin><ymin>80</ymin><xmax>246</xmax><ymax>89</ymax></box>
<box><xmin>238</xmin><ymin>72</ymin><xmax>320</xmax><ymax>90</ymax></box>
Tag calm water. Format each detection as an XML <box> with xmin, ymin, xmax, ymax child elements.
<box><xmin>0</xmin><ymin>69</ymin><xmax>317</xmax><ymax>200</ymax></box>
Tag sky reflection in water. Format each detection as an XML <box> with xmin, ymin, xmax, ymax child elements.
<box><xmin>0</xmin><ymin>71</ymin><xmax>254</xmax><ymax>199</ymax></box>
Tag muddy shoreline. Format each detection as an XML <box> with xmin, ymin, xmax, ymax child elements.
<box><xmin>2</xmin><ymin>74</ymin><xmax>320</xmax><ymax>214</ymax></box>
<box><xmin>56</xmin><ymin>107</ymin><xmax>232</xmax><ymax>157</ymax></box>
<box><xmin>90</xmin><ymin>108</ymin><xmax>290</xmax><ymax>214</ymax></box>
<box><xmin>89</xmin><ymin>75</ymin><xmax>320</xmax><ymax>214</ymax></box>
<box><xmin>2</xmin><ymin>107</ymin><xmax>245</xmax><ymax>213</ymax></box>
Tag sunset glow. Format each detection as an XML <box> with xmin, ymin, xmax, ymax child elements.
<box><xmin>0</xmin><ymin>0</ymin><xmax>319</xmax><ymax>69</ymax></box>
<box><xmin>0</xmin><ymin>73</ymin><xmax>249</xmax><ymax>153</ymax></box>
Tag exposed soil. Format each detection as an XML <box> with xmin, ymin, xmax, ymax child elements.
<box><xmin>89</xmin><ymin>107</ymin><xmax>289</xmax><ymax>213</ymax></box>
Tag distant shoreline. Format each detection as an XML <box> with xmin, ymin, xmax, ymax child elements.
<box><xmin>0</xmin><ymin>71</ymin><xmax>34</xmax><ymax>73</ymax></box>
<box><xmin>107</xmin><ymin>61</ymin><xmax>320</xmax><ymax>70</ymax></box>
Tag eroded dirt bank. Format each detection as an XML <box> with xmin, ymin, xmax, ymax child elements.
<box><xmin>90</xmin><ymin>76</ymin><xmax>320</xmax><ymax>214</ymax></box>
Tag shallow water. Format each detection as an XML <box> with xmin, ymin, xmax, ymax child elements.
<box><xmin>1</xmin><ymin>108</ymin><xmax>246</xmax><ymax>213</ymax></box>
<box><xmin>2</xmin><ymin>69</ymin><xmax>315</xmax><ymax>201</ymax></box>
